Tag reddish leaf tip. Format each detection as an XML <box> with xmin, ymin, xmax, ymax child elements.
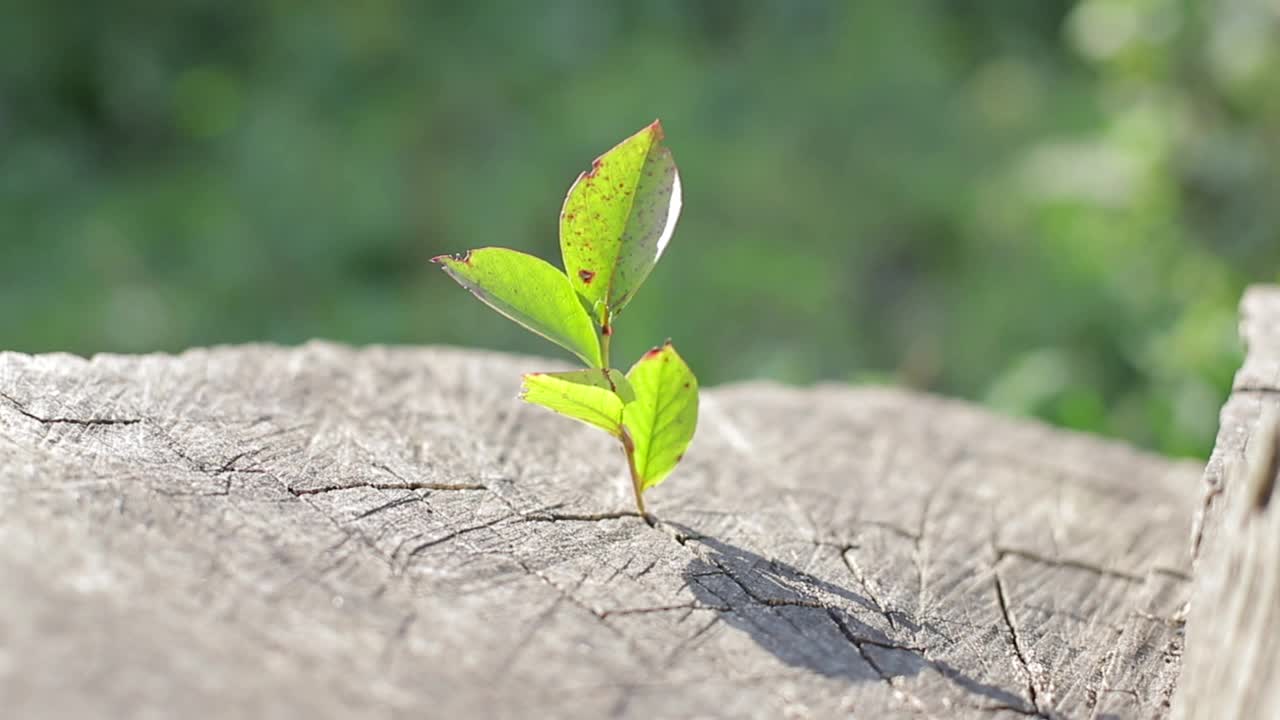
<box><xmin>648</xmin><ymin>119</ymin><xmax>665</xmax><ymax>141</ymax></box>
<box><xmin>431</xmin><ymin>250</ymin><xmax>472</xmax><ymax>265</ymax></box>
<box><xmin>643</xmin><ymin>346</ymin><xmax>663</xmax><ymax>360</ymax></box>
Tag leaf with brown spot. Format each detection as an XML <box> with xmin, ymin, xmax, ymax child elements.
<box><xmin>560</xmin><ymin>120</ymin><xmax>682</xmax><ymax>321</ymax></box>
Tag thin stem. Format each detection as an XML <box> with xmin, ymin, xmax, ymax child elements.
<box><xmin>597</xmin><ymin>304</ymin><xmax>614</xmax><ymax>369</ymax></box>
<box><xmin>619</xmin><ymin>426</ymin><xmax>645</xmax><ymax>516</ymax></box>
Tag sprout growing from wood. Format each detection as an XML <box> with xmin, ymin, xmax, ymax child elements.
<box><xmin>432</xmin><ymin>121</ymin><xmax>696</xmax><ymax>516</ymax></box>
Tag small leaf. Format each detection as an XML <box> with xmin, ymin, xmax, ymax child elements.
<box><xmin>560</xmin><ymin>120</ymin><xmax>682</xmax><ymax>322</ymax></box>
<box><xmin>521</xmin><ymin>369</ymin><xmax>635</xmax><ymax>436</ymax></box>
<box><xmin>623</xmin><ymin>341</ymin><xmax>698</xmax><ymax>491</ymax></box>
<box><xmin>433</xmin><ymin>247</ymin><xmax>602</xmax><ymax>366</ymax></box>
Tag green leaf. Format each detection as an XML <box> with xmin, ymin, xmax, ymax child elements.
<box><xmin>560</xmin><ymin>120</ymin><xmax>682</xmax><ymax>323</ymax></box>
<box><xmin>520</xmin><ymin>369</ymin><xmax>635</xmax><ymax>436</ymax></box>
<box><xmin>433</xmin><ymin>247</ymin><xmax>602</xmax><ymax>366</ymax></box>
<box><xmin>623</xmin><ymin>341</ymin><xmax>698</xmax><ymax>491</ymax></box>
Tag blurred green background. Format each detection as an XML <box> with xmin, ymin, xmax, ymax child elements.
<box><xmin>3</xmin><ymin>0</ymin><xmax>1277</xmax><ymax>458</ymax></box>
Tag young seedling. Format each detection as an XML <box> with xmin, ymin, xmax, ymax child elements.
<box><xmin>432</xmin><ymin>121</ymin><xmax>697</xmax><ymax>517</ymax></box>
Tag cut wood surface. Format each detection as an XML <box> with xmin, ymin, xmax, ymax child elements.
<box><xmin>0</xmin><ymin>342</ymin><xmax>1204</xmax><ymax>719</ymax></box>
<box><xmin>1175</xmin><ymin>285</ymin><xmax>1280</xmax><ymax>719</ymax></box>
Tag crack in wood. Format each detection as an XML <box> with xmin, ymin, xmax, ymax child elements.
<box><xmin>0</xmin><ymin>390</ymin><xmax>140</xmax><ymax>426</ymax></box>
<box><xmin>291</xmin><ymin>480</ymin><xmax>488</xmax><ymax>496</ymax></box>
<box><xmin>518</xmin><ymin>510</ymin><xmax>645</xmax><ymax>523</ymax></box>
<box><xmin>598</xmin><ymin>602</ymin><xmax>729</xmax><ymax>618</ymax></box>
<box><xmin>825</xmin><ymin>608</ymin><xmax>934</xmax><ymax>715</ymax></box>
<box><xmin>993</xmin><ymin>546</ymin><xmax>1178</xmax><ymax>584</ymax></box>
<box><xmin>352</xmin><ymin>494</ymin><xmax>425</xmax><ymax>521</ymax></box>
<box><xmin>405</xmin><ymin>514</ymin><xmax>515</xmax><ymax>557</ymax></box>
<box><xmin>993</xmin><ymin>568</ymin><xmax>1044</xmax><ymax>716</ymax></box>
<box><xmin>841</xmin><ymin>547</ymin><xmax>899</xmax><ymax>632</ymax></box>
<box><xmin>1233</xmin><ymin>385</ymin><xmax>1280</xmax><ymax>395</ymax></box>
<box><xmin>633</xmin><ymin>557</ymin><xmax>660</xmax><ymax>579</ymax></box>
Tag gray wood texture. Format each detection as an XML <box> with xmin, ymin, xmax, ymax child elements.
<box><xmin>1175</xmin><ymin>286</ymin><xmax>1280</xmax><ymax>719</ymax></box>
<box><xmin>0</xmin><ymin>342</ymin><xmax>1204</xmax><ymax>719</ymax></box>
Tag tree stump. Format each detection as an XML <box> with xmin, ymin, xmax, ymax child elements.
<box><xmin>1174</xmin><ymin>286</ymin><xmax>1280</xmax><ymax>719</ymax></box>
<box><xmin>0</xmin><ymin>332</ymin><xmax>1217</xmax><ymax>718</ymax></box>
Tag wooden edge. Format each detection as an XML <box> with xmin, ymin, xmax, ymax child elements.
<box><xmin>1175</xmin><ymin>284</ymin><xmax>1280</xmax><ymax>718</ymax></box>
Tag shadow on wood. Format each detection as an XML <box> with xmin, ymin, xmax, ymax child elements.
<box><xmin>683</xmin><ymin>530</ymin><xmax>1029</xmax><ymax>710</ymax></box>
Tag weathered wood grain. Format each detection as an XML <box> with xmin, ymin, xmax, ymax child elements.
<box><xmin>0</xmin><ymin>343</ymin><xmax>1202</xmax><ymax>719</ymax></box>
<box><xmin>1175</xmin><ymin>286</ymin><xmax>1280</xmax><ymax>719</ymax></box>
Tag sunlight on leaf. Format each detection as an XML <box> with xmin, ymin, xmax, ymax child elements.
<box><xmin>521</xmin><ymin>369</ymin><xmax>635</xmax><ymax>436</ymax></box>
<box><xmin>432</xmin><ymin>247</ymin><xmax>602</xmax><ymax>366</ymax></box>
<box><xmin>623</xmin><ymin>341</ymin><xmax>698</xmax><ymax>491</ymax></box>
